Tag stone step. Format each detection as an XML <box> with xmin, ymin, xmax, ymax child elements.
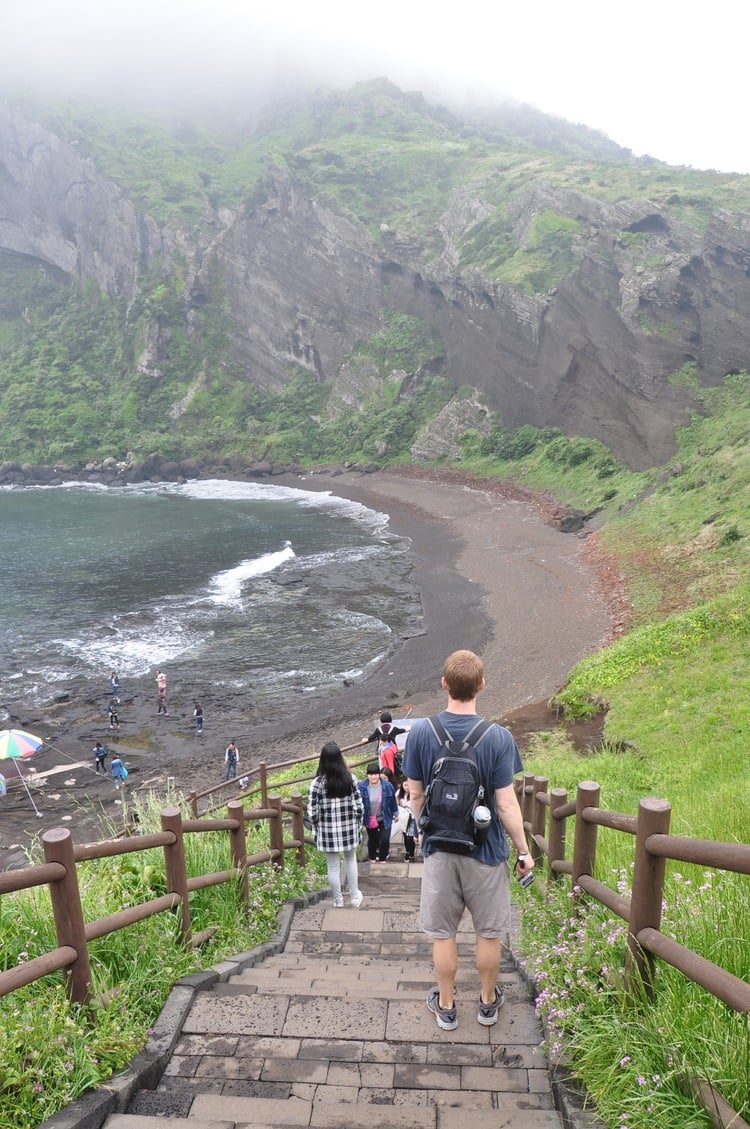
<box><xmin>104</xmin><ymin>1118</ymin><xmax>232</xmax><ymax>1129</ymax></box>
<box><xmin>177</xmin><ymin>1092</ymin><xmax>562</xmax><ymax>1127</ymax></box>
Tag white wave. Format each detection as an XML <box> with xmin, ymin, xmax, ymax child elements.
<box><xmin>172</xmin><ymin>478</ymin><xmax>390</xmax><ymax>535</ymax></box>
<box><xmin>51</xmin><ymin>616</ymin><xmax>207</xmax><ymax>676</ymax></box>
<box><xmin>207</xmin><ymin>544</ymin><xmax>296</xmax><ymax>605</ymax></box>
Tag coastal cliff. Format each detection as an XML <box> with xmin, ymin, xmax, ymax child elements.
<box><xmin>2</xmin><ymin>85</ymin><xmax>750</xmax><ymax>470</ymax></box>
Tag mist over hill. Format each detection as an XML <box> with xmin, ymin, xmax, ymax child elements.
<box><xmin>1</xmin><ymin>78</ymin><xmax>750</xmax><ymax>471</ymax></box>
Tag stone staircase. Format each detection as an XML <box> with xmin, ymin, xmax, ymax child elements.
<box><xmin>102</xmin><ymin>863</ymin><xmax>563</xmax><ymax>1129</ymax></box>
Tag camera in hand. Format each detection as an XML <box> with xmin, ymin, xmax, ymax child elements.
<box><xmin>515</xmin><ymin>857</ymin><xmax>535</xmax><ymax>888</ymax></box>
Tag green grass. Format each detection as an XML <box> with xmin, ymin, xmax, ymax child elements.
<box><xmin>0</xmin><ymin>792</ymin><xmax>326</xmax><ymax>1129</ymax></box>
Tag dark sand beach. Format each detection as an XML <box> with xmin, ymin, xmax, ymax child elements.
<box><xmin>0</xmin><ymin>466</ymin><xmax>627</xmax><ymax>868</ymax></box>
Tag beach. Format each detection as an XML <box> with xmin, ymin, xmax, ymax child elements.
<box><xmin>0</xmin><ymin>466</ymin><xmax>626</xmax><ymax>868</ymax></box>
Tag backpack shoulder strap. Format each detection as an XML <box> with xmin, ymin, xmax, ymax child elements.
<box><xmin>462</xmin><ymin>719</ymin><xmax>493</xmax><ymax>750</ymax></box>
<box><xmin>426</xmin><ymin>714</ymin><xmax>452</xmax><ymax>750</ymax></box>
<box><xmin>427</xmin><ymin>715</ymin><xmax>493</xmax><ymax>754</ymax></box>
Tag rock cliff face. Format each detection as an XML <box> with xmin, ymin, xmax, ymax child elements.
<box><xmin>2</xmin><ymin>102</ymin><xmax>750</xmax><ymax>470</ymax></box>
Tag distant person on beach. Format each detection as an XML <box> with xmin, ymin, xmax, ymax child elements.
<box><xmin>93</xmin><ymin>741</ymin><xmax>108</xmax><ymax>774</ymax></box>
<box><xmin>107</xmin><ymin>699</ymin><xmax>120</xmax><ymax>729</ymax></box>
<box><xmin>403</xmin><ymin>649</ymin><xmax>533</xmax><ymax>1031</ymax></box>
<box><xmin>358</xmin><ymin>761</ymin><xmax>399</xmax><ymax>862</ymax></box>
<box><xmin>224</xmin><ymin>739</ymin><xmax>239</xmax><ymax>780</ymax></box>
<box><xmin>193</xmin><ymin>703</ymin><xmax>204</xmax><ymax>735</ymax></box>
<box><xmin>307</xmin><ymin>741</ymin><xmax>364</xmax><ymax>908</ymax></box>
<box><xmin>110</xmin><ymin>755</ymin><xmax>127</xmax><ymax>789</ymax></box>
<box><xmin>110</xmin><ymin>670</ymin><xmax>120</xmax><ymax>703</ymax></box>
<box><xmin>157</xmin><ymin>687</ymin><xmax>168</xmax><ymax>716</ymax></box>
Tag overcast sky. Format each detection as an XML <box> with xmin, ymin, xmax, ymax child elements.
<box><xmin>1</xmin><ymin>0</ymin><xmax>747</xmax><ymax>174</ymax></box>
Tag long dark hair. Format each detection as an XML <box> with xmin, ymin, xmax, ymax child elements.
<box><xmin>316</xmin><ymin>741</ymin><xmax>354</xmax><ymax>798</ymax></box>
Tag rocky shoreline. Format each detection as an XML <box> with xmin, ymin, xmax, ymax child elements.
<box><xmin>0</xmin><ymin>463</ymin><xmax>625</xmax><ymax>870</ymax></box>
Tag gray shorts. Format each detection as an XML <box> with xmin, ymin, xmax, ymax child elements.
<box><xmin>420</xmin><ymin>851</ymin><xmax>511</xmax><ymax>939</ymax></box>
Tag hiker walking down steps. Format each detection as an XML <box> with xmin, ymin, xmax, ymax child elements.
<box><xmin>307</xmin><ymin>741</ymin><xmax>364</xmax><ymax>908</ymax></box>
<box><xmin>403</xmin><ymin>649</ymin><xmax>534</xmax><ymax>1032</ymax></box>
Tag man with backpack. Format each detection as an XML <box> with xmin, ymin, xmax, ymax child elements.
<box><xmin>402</xmin><ymin>649</ymin><xmax>533</xmax><ymax>1032</ymax></box>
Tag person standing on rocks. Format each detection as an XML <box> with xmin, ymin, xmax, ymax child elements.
<box><xmin>307</xmin><ymin>741</ymin><xmax>364</xmax><ymax>908</ymax></box>
<box><xmin>224</xmin><ymin>739</ymin><xmax>239</xmax><ymax>780</ymax></box>
<box><xmin>403</xmin><ymin>649</ymin><xmax>534</xmax><ymax>1031</ymax></box>
<box><xmin>110</xmin><ymin>670</ymin><xmax>120</xmax><ymax>703</ymax></box>
<box><xmin>193</xmin><ymin>702</ymin><xmax>204</xmax><ymax>735</ymax></box>
<box><xmin>110</xmin><ymin>755</ymin><xmax>127</xmax><ymax>789</ymax></box>
<box><xmin>107</xmin><ymin>699</ymin><xmax>120</xmax><ymax>729</ymax></box>
<box><xmin>93</xmin><ymin>741</ymin><xmax>108</xmax><ymax>774</ymax></box>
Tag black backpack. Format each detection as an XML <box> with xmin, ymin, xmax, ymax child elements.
<box><xmin>417</xmin><ymin>715</ymin><xmax>493</xmax><ymax>854</ymax></box>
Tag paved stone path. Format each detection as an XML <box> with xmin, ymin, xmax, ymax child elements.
<box><xmin>103</xmin><ymin>861</ymin><xmax>563</xmax><ymax>1129</ymax></box>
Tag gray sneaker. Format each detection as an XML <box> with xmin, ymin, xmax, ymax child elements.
<box><xmin>427</xmin><ymin>986</ymin><xmax>458</xmax><ymax>1031</ymax></box>
<box><xmin>477</xmin><ymin>985</ymin><xmax>505</xmax><ymax>1026</ymax></box>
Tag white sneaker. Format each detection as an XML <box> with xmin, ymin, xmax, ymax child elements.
<box><xmin>350</xmin><ymin>890</ymin><xmax>363</xmax><ymax>908</ymax></box>
<box><xmin>332</xmin><ymin>895</ymin><xmax>344</xmax><ymax>907</ymax></box>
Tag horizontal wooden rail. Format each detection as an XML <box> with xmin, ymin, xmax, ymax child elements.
<box><xmin>186</xmin><ymin>870</ymin><xmax>235</xmax><ymax>893</ymax></box>
<box><xmin>551</xmin><ymin>799</ymin><xmax>577</xmax><ymax>820</ymax></box>
<box><xmin>0</xmin><ymin>861</ymin><xmax>65</xmax><ymax>894</ymax></box>
<box><xmin>246</xmin><ymin>848</ymin><xmax>278</xmax><ymax>866</ymax></box>
<box><xmin>646</xmin><ymin>834</ymin><xmax>750</xmax><ymax>874</ymax></box>
<box><xmin>73</xmin><ymin>831</ymin><xmax>173</xmax><ymax>861</ymax></box>
<box><xmin>182</xmin><ymin>817</ymin><xmax>238</xmax><ymax>833</ymax></box>
<box><xmin>582</xmin><ymin>806</ymin><xmax>637</xmax><ymax>834</ymax></box>
<box><xmin>85</xmin><ymin>894</ymin><xmax>182</xmax><ymax>942</ymax></box>
<box><xmin>637</xmin><ymin>928</ymin><xmax>750</xmax><ymax>1013</ymax></box>
<box><xmin>0</xmin><ymin>946</ymin><xmax>77</xmax><ymax>997</ymax></box>
<box><xmin>576</xmin><ymin>873</ymin><xmax>631</xmax><ymax>921</ymax></box>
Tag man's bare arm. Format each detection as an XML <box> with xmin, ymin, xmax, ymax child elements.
<box><xmin>495</xmin><ymin>783</ymin><xmax>533</xmax><ymax>865</ymax></box>
<box><xmin>407</xmin><ymin>778</ymin><xmax>425</xmax><ymax>825</ymax></box>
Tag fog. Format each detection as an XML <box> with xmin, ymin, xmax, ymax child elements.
<box><xmin>2</xmin><ymin>0</ymin><xmax>749</xmax><ymax>174</ymax></box>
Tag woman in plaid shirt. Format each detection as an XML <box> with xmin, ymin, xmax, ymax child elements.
<box><xmin>307</xmin><ymin>742</ymin><xmax>365</xmax><ymax>908</ymax></box>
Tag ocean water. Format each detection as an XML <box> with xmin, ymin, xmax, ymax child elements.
<box><xmin>0</xmin><ymin>480</ymin><xmax>419</xmax><ymax>721</ymax></box>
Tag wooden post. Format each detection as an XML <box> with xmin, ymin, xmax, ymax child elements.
<box><xmin>42</xmin><ymin>828</ymin><xmax>93</xmax><ymax>1006</ymax></box>
<box><xmin>531</xmin><ymin>776</ymin><xmax>548</xmax><ymax>867</ymax></box>
<box><xmin>268</xmin><ymin>795</ymin><xmax>283</xmax><ymax>867</ymax></box>
<box><xmin>626</xmin><ymin>797</ymin><xmax>672</xmax><ymax>999</ymax></box>
<box><xmin>161</xmin><ymin>807</ymin><xmax>191</xmax><ymax>943</ymax></box>
<box><xmin>290</xmin><ymin>792</ymin><xmax>306</xmax><ymax>866</ymax></box>
<box><xmin>572</xmin><ymin>781</ymin><xmax>600</xmax><ymax>887</ymax></box>
<box><xmin>548</xmin><ymin>787</ymin><xmax>568</xmax><ymax>883</ymax></box>
<box><xmin>227</xmin><ymin>800</ymin><xmax>249</xmax><ymax>915</ymax></box>
<box><xmin>187</xmin><ymin>791</ymin><xmax>198</xmax><ymax>817</ymax></box>
<box><xmin>259</xmin><ymin>762</ymin><xmax>269</xmax><ymax>808</ymax></box>
<box><xmin>521</xmin><ymin>771</ymin><xmax>535</xmax><ymax>829</ymax></box>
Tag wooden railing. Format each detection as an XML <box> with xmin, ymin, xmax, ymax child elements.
<box><xmin>0</xmin><ymin>793</ymin><xmax>307</xmax><ymax>1007</ymax></box>
<box><xmin>187</xmin><ymin>740</ymin><xmax>374</xmax><ymax>817</ymax></box>
<box><xmin>515</xmin><ymin>773</ymin><xmax>750</xmax><ymax>1129</ymax></box>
